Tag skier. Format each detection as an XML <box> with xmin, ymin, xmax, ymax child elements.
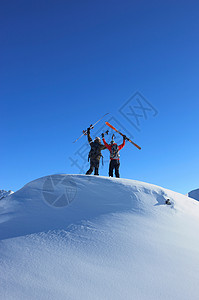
<box><xmin>86</xmin><ymin>127</ymin><xmax>107</xmax><ymax>176</ymax></box>
<box><xmin>102</xmin><ymin>134</ymin><xmax>126</xmax><ymax>178</ymax></box>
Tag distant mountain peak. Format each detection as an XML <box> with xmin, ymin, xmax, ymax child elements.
<box><xmin>0</xmin><ymin>189</ymin><xmax>14</xmax><ymax>200</ymax></box>
<box><xmin>188</xmin><ymin>188</ymin><xmax>199</xmax><ymax>201</ymax></box>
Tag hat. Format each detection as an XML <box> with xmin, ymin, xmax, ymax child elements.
<box><xmin>95</xmin><ymin>137</ymin><xmax>101</xmax><ymax>142</ymax></box>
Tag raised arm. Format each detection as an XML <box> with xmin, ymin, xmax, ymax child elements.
<box><xmin>87</xmin><ymin>128</ymin><xmax>92</xmax><ymax>144</ymax></box>
<box><xmin>102</xmin><ymin>137</ymin><xmax>112</xmax><ymax>151</ymax></box>
<box><xmin>118</xmin><ymin>137</ymin><xmax>125</xmax><ymax>150</ymax></box>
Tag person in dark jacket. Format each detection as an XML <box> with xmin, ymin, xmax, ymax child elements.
<box><xmin>86</xmin><ymin>127</ymin><xmax>106</xmax><ymax>176</ymax></box>
<box><xmin>102</xmin><ymin>134</ymin><xmax>125</xmax><ymax>178</ymax></box>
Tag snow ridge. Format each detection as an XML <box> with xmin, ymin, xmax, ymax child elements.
<box><xmin>0</xmin><ymin>175</ymin><xmax>199</xmax><ymax>300</ymax></box>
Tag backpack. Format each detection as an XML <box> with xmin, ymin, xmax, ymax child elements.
<box><xmin>88</xmin><ymin>141</ymin><xmax>101</xmax><ymax>160</ymax></box>
<box><xmin>110</xmin><ymin>144</ymin><xmax>120</xmax><ymax>159</ymax></box>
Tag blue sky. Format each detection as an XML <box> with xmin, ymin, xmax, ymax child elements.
<box><xmin>1</xmin><ymin>0</ymin><xmax>199</xmax><ymax>194</ymax></box>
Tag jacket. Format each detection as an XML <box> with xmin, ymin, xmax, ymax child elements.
<box><xmin>87</xmin><ymin>132</ymin><xmax>106</xmax><ymax>161</ymax></box>
<box><xmin>102</xmin><ymin>138</ymin><xmax>125</xmax><ymax>160</ymax></box>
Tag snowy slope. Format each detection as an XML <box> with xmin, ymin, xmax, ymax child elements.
<box><xmin>0</xmin><ymin>175</ymin><xmax>199</xmax><ymax>300</ymax></box>
<box><xmin>0</xmin><ymin>189</ymin><xmax>14</xmax><ymax>200</ymax></box>
<box><xmin>188</xmin><ymin>188</ymin><xmax>199</xmax><ymax>201</ymax></box>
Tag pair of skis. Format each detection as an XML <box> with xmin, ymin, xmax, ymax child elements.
<box><xmin>73</xmin><ymin>113</ymin><xmax>141</xmax><ymax>150</ymax></box>
<box><xmin>105</xmin><ymin>122</ymin><xmax>141</xmax><ymax>150</ymax></box>
<box><xmin>73</xmin><ymin>113</ymin><xmax>110</xmax><ymax>143</ymax></box>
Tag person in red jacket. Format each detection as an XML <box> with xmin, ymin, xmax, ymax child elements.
<box><xmin>102</xmin><ymin>134</ymin><xmax>126</xmax><ymax>178</ymax></box>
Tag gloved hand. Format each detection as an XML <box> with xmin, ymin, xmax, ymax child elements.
<box><xmin>101</xmin><ymin>133</ymin><xmax>104</xmax><ymax>138</ymax></box>
<box><xmin>87</xmin><ymin>127</ymin><xmax>90</xmax><ymax>133</ymax></box>
<box><xmin>123</xmin><ymin>135</ymin><xmax>127</xmax><ymax>140</ymax></box>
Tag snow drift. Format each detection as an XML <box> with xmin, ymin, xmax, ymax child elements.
<box><xmin>0</xmin><ymin>175</ymin><xmax>199</xmax><ymax>300</ymax></box>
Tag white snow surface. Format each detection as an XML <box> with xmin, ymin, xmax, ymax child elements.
<box><xmin>0</xmin><ymin>174</ymin><xmax>199</xmax><ymax>300</ymax></box>
<box><xmin>188</xmin><ymin>188</ymin><xmax>199</xmax><ymax>201</ymax></box>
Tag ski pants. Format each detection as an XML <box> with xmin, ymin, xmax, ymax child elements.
<box><xmin>109</xmin><ymin>159</ymin><xmax>120</xmax><ymax>178</ymax></box>
<box><xmin>86</xmin><ymin>159</ymin><xmax>100</xmax><ymax>176</ymax></box>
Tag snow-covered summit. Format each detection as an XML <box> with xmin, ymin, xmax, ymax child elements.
<box><xmin>0</xmin><ymin>189</ymin><xmax>14</xmax><ymax>200</ymax></box>
<box><xmin>0</xmin><ymin>175</ymin><xmax>199</xmax><ymax>300</ymax></box>
<box><xmin>188</xmin><ymin>188</ymin><xmax>199</xmax><ymax>201</ymax></box>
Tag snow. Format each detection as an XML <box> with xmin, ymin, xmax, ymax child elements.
<box><xmin>188</xmin><ymin>188</ymin><xmax>199</xmax><ymax>201</ymax></box>
<box><xmin>0</xmin><ymin>189</ymin><xmax>14</xmax><ymax>200</ymax></box>
<box><xmin>0</xmin><ymin>174</ymin><xmax>199</xmax><ymax>300</ymax></box>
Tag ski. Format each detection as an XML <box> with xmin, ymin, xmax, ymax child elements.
<box><xmin>73</xmin><ymin>113</ymin><xmax>110</xmax><ymax>143</ymax></box>
<box><xmin>105</xmin><ymin>122</ymin><xmax>141</xmax><ymax>150</ymax></box>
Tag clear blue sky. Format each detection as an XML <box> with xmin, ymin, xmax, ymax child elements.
<box><xmin>1</xmin><ymin>0</ymin><xmax>199</xmax><ymax>194</ymax></box>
